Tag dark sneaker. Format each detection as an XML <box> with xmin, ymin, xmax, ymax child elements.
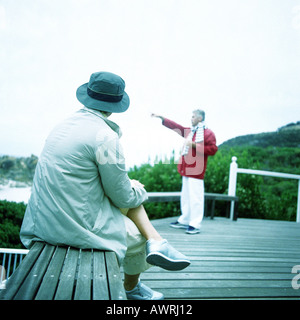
<box><xmin>169</xmin><ymin>221</ymin><xmax>188</xmax><ymax>229</ymax></box>
<box><xmin>186</xmin><ymin>226</ymin><xmax>200</xmax><ymax>234</ymax></box>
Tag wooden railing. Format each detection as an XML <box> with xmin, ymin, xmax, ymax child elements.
<box><xmin>228</xmin><ymin>156</ymin><xmax>300</xmax><ymax>222</ymax></box>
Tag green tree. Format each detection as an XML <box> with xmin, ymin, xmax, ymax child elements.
<box><xmin>128</xmin><ymin>156</ymin><xmax>181</xmax><ymax>219</ymax></box>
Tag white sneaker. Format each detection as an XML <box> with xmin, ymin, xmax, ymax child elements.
<box><xmin>146</xmin><ymin>239</ymin><xmax>191</xmax><ymax>271</ymax></box>
<box><xmin>125</xmin><ymin>280</ymin><xmax>164</xmax><ymax>300</ymax></box>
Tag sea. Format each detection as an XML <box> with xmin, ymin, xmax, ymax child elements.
<box><xmin>0</xmin><ymin>182</ymin><xmax>31</xmax><ymax>203</ymax></box>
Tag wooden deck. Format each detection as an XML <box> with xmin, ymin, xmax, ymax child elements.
<box><xmin>139</xmin><ymin>217</ymin><xmax>300</xmax><ymax>300</ymax></box>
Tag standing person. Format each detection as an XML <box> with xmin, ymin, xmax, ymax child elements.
<box><xmin>152</xmin><ymin>110</ymin><xmax>218</xmax><ymax>234</ymax></box>
<box><xmin>20</xmin><ymin>71</ymin><xmax>190</xmax><ymax>300</ymax></box>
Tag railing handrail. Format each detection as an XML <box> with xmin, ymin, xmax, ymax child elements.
<box><xmin>237</xmin><ymin>168</ymin><xmax>300</xmax><ymax>180</ymax></box>
<box><xmin>228</xmin><ymin>156</ymin><xmax>300</xmax><ymax>223</ymax></box>
<box><xmin>0</xmin><ymin>248</ymin><xmax>29</xmax><ymax>254</ymax></box>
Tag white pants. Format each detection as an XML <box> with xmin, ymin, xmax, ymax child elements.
<box><xmin>178</xmin><ymin>176</ymin><xmax>204</xmax><ymax>229</ymax></box>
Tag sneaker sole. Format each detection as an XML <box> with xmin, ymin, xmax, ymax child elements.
<box><xmin>169</xmin><ymin>224</ymin><xmax>188</xmax><ymax>229</ymax></box>
<box><xmin>146</xmin><ymin>252</ymin><xmax>190</xmax><ymax>271</ymax></box>
<box><xmin>126</xmin><ymin>293</ymin><xmax>165</xmax><ymax>300</ymax></box>
<box><xmin>186</xmin><ymin>230</ymin><xmax>200</xmax><ymax>234</ymax></box>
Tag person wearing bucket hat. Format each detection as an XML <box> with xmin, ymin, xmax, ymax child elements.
<box><xmin>20</xmin><ymin>71</ymin><xmax>190</xmax><ymax>300</ymax></box>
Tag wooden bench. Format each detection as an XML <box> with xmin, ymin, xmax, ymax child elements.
<box><xmin>0</xmin><ymin>242</ymin><xmax>126</xmax><ymax>300</ymax></box>
<box><xmin>146</xmin><ymin>192</ymin><xmax>239</xmax><ymax>220</ymax></box>
<box><xmin>204</xmin><ymin>193</ymin><xmax>239</xmax><ymax>220</ymax></box>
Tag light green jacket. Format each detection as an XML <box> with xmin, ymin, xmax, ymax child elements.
<box><xmin>20</xmin><ymin>107</ymin><xmax>148</xmax><ymax>263</ymax></box>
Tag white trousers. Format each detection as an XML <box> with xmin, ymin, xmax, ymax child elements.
<box><xmin>178</xmin><ymin>176</ymin><xmax>204</xmax><ymax>229</ymax></box>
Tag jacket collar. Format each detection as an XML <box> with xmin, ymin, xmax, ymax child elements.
<box><xmin>81</xmin><ymin>107</ymin><xmax>122</xmax><ymax>138</ymax></box>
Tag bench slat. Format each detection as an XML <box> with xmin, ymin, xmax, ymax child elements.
<box><xmin>146</xmin><ymin>192</ymin><xmax>181</xmax><ymax>202</ymax></box>
<box><xmin>146</xmin><ymin>192</ymin><xmax>238</xmax><ymax>202</ymax></box>
<box><xmin>93</xmin><ymin>250</ymin><xmax>110</xmax><ymax>300</ymax></box>
<box><xmin>35</xmin><ymin>246</ymin><xmax>67</xmax><ymax>300</ymax></box>
<box><xmin>14</xmin><ymin>244</ymin><xmax>55</xmax><ymax>300</ymax></box>
<box><xmin>204</xmin><ymin>193</ymin><xmax>238</xmax><ymax>201</ymax></box>
<box><xmin>1</xmin><ymin>244</ymin><xmax>126</xmax><ymax>300</ymax></box>
<box><xmin>54</xmin><ymin>248</ymin><xmax>79</xmax><ymax>300</ymax></box>
<box><xmin>105</xmin><ymin>251</ymin><xmax>126</xmax><ymax>300</ymax></box>
<box><xmin>74</xmin><ymin>250</ymin><xmax>92</xmax><ymax>300</ymax></box>
<box><xmin>0</xmin><ymin>242</ymin><xmax>45</xmax><ymax>300</ymax></box>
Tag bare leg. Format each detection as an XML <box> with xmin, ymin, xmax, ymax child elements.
<box><xmin>126</xmin><ymin>205</ymin><xmax>163</xmax><ymax>241</ymax></box>
<box><xmin>124</xmin><ymin>204</ymin><xmax>190</xmax><ymax>294</ymax></box>
<box><xmin>123</xmin><ymin>206</ymin><xmax>162</xmax><ymax>291</ymax></box>
<box><xmin>123</xmin><ymin>205</ymin><xmax>162</xmax><ymax>292</ymax></box>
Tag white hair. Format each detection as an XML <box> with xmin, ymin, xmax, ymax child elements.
<box><xmin>193</xmin><ymin>109</ymin><xmax>205</xmax><ymax>121</ymax></box>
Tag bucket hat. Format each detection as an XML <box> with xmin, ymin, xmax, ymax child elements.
<box><xmin>76</xmin><ymin>71</ymin><xmax>130</xmax><ymax>113</ymax></box>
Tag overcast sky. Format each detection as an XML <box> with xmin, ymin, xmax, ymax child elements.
<box><xmin>1</xmin><ymin>0</ymin><xmax>300</xmax><ymax>168</ymax></box>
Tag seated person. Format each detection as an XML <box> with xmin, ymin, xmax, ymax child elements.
<box><xmin>20</xmin><ymin>71</ymin><xmax>190</xmax><ymax>300</ymax></box>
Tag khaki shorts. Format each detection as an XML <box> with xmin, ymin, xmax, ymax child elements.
<box><xmin>120</xmin><ymin>208</ymin><xmax>152</xmax><ymax>275</ymax></box>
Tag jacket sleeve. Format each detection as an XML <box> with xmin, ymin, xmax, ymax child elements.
<box><xmin>162</xmin><ymin>118</ymin><xmax>190</xmax><ymax>138</ymax></box>
<box><xmin>95</xmin><ymin>136</ymin><xmax>148</xmax><ymax>209</ymax></box>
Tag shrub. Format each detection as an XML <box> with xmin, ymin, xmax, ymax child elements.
<box><xmin>0</xmin><ymin>200</ymin><xmax>26</xmax><ymax>248</ymax></box>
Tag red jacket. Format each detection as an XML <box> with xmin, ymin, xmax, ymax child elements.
<box><xmin>163</xmin><ymin>118</ymin><xmax>218</xmax><ymax>180</ymax></box>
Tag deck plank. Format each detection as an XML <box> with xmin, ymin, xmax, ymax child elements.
<box><xmin>140</xmin><ymin>217</ymin><xmax>300</xmax><ymax>300</ymax></box>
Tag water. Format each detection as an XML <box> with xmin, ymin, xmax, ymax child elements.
<box><xmin>0</xmin><ymin>185</ymin><xmax>31</xmax><ymax>203</ymax></box>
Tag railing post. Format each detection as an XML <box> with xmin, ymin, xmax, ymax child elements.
<box><xmin>297</xmin><ymin>180</ymin><xmax>300</xmax><ymax>223</ymax></box>
<box><xmin>228</xmin><ymin>156</ymin><xmax>238</xmax><ymax>220</ymax></box>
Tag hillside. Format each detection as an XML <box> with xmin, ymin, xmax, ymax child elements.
<box><xmin>219</xmin><ymin>121</ymin><xmax>300</xmax><ymax>149</ymax></box>
<box><xmin>0</xmin><ymin>155</ymin><xmax>38</xmax><ymax>186</ymax></box>
<box><xmin>0</xmin><ymin>121</ymin><xmax>299</xmax><ymax>186</ymax></box>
